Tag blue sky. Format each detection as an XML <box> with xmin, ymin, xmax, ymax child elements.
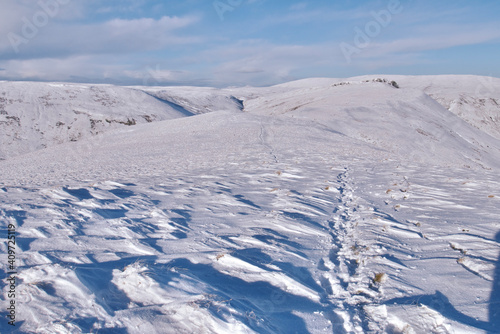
<box><xmin>1</xmin><ymin>0</ymin><xmax>499</xmax><ymax>87</ymax></box>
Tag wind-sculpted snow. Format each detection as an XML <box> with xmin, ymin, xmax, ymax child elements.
<box><xmin>0</xmin><ymin>76</ymin><xmax>499</xmax><ymax>333</ymax></box>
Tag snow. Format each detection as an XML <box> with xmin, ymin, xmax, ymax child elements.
<box><xmin>0</xmin><ymin>82</ymin><xmax>244</xmax><ymax>160</ymax></box>
<box><xmin>1</xmin><ymin>75</ymin><xmax>500</xmax><ymax>333</ymax></box>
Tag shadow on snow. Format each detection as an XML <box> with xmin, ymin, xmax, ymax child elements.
<box><xmin>384</xmin><ymin>230</ymin><xmax>500</xmax><ymax>334</ymax></box>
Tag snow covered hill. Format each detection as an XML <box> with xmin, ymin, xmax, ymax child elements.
<box><xmin>242</xmin><ymin>77</ymin><xmax>500</xmax><ymax>168</ymax></box>
<box><xmin>0</xmin><ymin>76</ymin><xmax>499</xmax><ymax>333</ymax></box>
<box><xmin>393</xmin><ymin>75</ymin><xmax>500</xmax><ymax>141</ymax></box>
<box><xmin>0</xmin><ymin>82</ymin><xmax>243</xmax><ymax>160</ymax></box>
<box><xmin>266</xmin><ymin>75</ymin><xmax>500</xmax><ymax>141</ymax></box>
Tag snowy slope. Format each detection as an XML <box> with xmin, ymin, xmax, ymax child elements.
<box><xmin>242</xmin><ymin>77</ymin><xmax>500</xmax><ymax>168</ymax></box>
<box><xmin>0</xmin><ymin>81</ymin><xmax>194</xmax><ymax>160</ymax></box>
<box><xmin>0</xmin><ymin>76</ymin><xmax>499</xmax><ymax>334</ymax></box>
<box><xmin>267</xmin><ymin>75</ymin><xmax>500</xmax><ymax>141</ymax></box>
<box><xmin>0</xmin><ymin>82</ymin><xmax>244</xmax><ymax>161</ymax></box>
<box><xmin>138</xmin><ymin>86</ymin><xmax>244</xmax><ymax>115</ymax></box>
<box><xmin>358</xmin><ymin>75</ymin><xmax>500</xmax><ymax>141</ymax></box>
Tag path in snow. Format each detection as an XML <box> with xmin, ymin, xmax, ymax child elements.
<box><xmin>2</xmin><ymin>160</ymin><xmax>498</xmax><ymax>333</ymax></box>
<box><xmin>1</xmin><ymin>162</ymin><xmax>359</xmax><ymax>333</ymax></box>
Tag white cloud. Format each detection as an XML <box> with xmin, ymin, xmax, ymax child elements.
<box><xmin>196</xmin><ymin>40</ymin><xmax>340</xmax><ymax>86</ymax></box>
<box><xmin>343</xmin><ymin>22</ymin><xmax>500</xmax><ymax>66</ymax></box>
<box><xmin>0</xmin><ymin>56</ymin><xmax>120</xmax><ymax>82</ymax></box>
<box><xmin>0</xmin><ymin>2</ymin><xmax>32</xmax><ymax>33</ymax></box>
<box><xmin>0</xmin><ymin>0</ymin><xmax>86</xmax><ymax>33</ymax></box>
<box><xmin>0</xmin><ymin>55</ymin><xmax>197</xmax><ymax>86</ymax></box>
<box><xmin>124</xmin><ymin>66</ymin><xmax>188</xmax><ymax>85</ymax></box>
<box><xmin>0</xmin><ymin>15</ymin><xmax>200</xmax><ymax>58</ymax></box>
